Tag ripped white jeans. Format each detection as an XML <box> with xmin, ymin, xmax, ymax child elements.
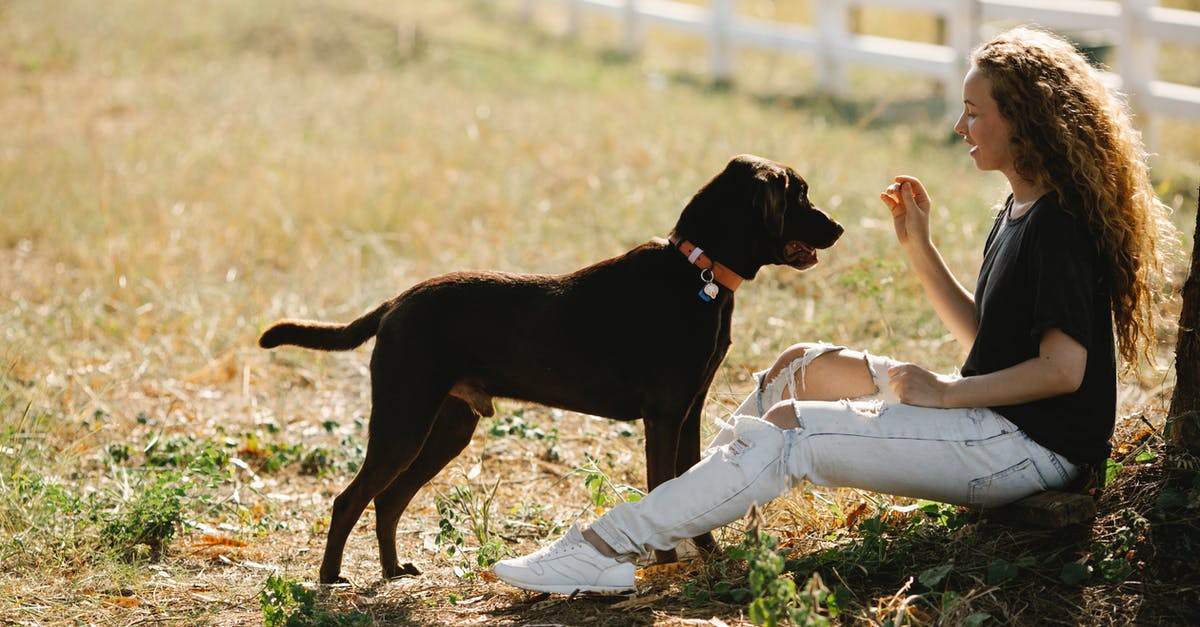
<box><xmin>590</xmin><ymin>344</ymin><xmax>1080</xmax><ymax>560</ymax></box>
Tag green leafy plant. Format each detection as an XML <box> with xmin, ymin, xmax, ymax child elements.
<box><xmin>1057</xmin><ymin>507</ymin><xmax>1150</xmax><ymax>586</ymax></box>
<box><xmin>99</xmin><ymin>471</ymin><xmax>186</xmax><ymax>561</ymax></box>
<box><xmin>140</xmin><ymin>432</ymin><xmax>233</xmax><ymax>477</ymax></box>
<box><xmin>488</xmin><ymin>410</ymin><xmax>560</xmax><ymax>460</ymax></box>
<box><xmin>742</xmin><ymin>530</ymin><xmax>831</xmax><ymax>626</ymax></box>
<box><xmin>685</xmin><ymin>522</ymin><xmax>834</xmax><ymax>626</ymax></box>
<box><xmin>1</xmin><ymin>474</ymin><xmax>92</xmax><ymax>566</ymax></box>
<box><xmin>300</xmin><ymin>446</ymin><xmax>336</xmax><ymax>476</ymax></box>
<box><xmin>433</xmin><ymin>472</ymin><xmax>512</xmax><ymax>579</ymax></box>
<box><xmin>260</xmin><ymin>575</ymin><xmax>369</xmax><ymax>627</ymax></box>
<box><xmin>577</xmin><ymin>452</ymin><xmax>644</xmax><ymax>509</ymax></box>
<box><xmin>488</xmin><ymin>410</ymin><xmax>550</xmax><ymax>440</ymax></box>
<box><xmin>1093</xmin><ymin>508</ymin><xmax>1148</xmax><ymax>583</ymax></box>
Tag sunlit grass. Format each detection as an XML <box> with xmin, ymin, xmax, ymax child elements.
<box><xmin>1</xmin><ymin>0</ymin><xmax>1196</xmax><ymax>623</ymax></box>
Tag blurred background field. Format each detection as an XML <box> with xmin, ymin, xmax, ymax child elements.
<box><xmin>1</xmin><ymin>1</ymin><xmax>1197</xmax><ymax>624</ymax></box>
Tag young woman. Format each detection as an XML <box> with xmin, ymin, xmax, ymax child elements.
<box><xmin>493</xmin><ymin>26</ymin><xmax>1177</xmax><ymax>594</ymax></box>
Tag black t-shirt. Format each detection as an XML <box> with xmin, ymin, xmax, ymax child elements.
<box><xmin>960</xmin><ymin>193</ymin><xmax>1116</xmax><ymax>465</ymax></box>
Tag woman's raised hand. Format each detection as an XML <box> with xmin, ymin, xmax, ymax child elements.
<box><xmin>879</xmin><ymin>175</ymin><xmax>933</xmax><ymax>249</ymax></box>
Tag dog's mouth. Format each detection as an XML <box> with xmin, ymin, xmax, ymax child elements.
<box><xmin>784</xmin><ymin>240</ymin><xmax>819</xmax><ymax>270</ymax></box>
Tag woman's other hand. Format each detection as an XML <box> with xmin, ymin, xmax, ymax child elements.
<box><xmin>886</xmin><ymin>362</ymin><xmax>952</xmax><ymax>407</ymax></box>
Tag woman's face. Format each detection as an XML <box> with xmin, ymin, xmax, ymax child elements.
<box><xmin>954</xmin><ymin>67</ymin><xmax>1016</xmax><ymax>175</ymax></box>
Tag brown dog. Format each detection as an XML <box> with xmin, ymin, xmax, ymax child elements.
<box><xmin>258</xmin><ymin>154</ymin><xmax>843</xmax><ymax>584</ymax></box>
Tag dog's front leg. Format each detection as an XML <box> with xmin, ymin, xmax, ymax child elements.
<box><xmin>642</xmin><ymin>416</ymin><xmax>686</xmax><ymax>564</ymax></box>
<box><xmin>675</xmin><ymin>406</ymin><xmax>717</xmax><ymax>555</ymax></box>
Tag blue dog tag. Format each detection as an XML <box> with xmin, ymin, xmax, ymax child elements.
<box><xmin>699</xmin><ymin>282</ymin><xmax>719</xmax><ymax>302</ymax></box>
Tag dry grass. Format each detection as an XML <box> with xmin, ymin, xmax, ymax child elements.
<box><xmin>1</xmin><ymin>0</ymin><xmax>1198</xmax><ymax>625</ymax></box>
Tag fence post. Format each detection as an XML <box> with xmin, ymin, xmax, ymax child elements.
<box><xmin>567</xmin><ymin>0</ymin><xmax>583</xmax><ymax>39</ymax></box>
<box><xmin>622</xmin><ymin>0</ymin><xmax>644</xmax><ymax>56</ymax></box>
<box><xmin>815</xmin><ymin>0</ymin><xmax>847</xmax><ymax>96</ymax></box>
<box><xmin>944</xmin><ymin>0</ymin><xmax>980</xmax><ymax>120</ymax></box>
<box><xmin>1119</xmin><ymin>0</ymin><xmax>1160</xmax><ymax>152</ymax></box>
<box><xmin>710</xmin><ymin>0</ymin><xmax>736</xmax><ymax>84</ymax></box>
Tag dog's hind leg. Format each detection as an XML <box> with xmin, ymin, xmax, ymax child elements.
<box><xmin>319</xmin><ymin>345</ymin><xmax>448</xmax><ymax>584</ymax></box>
<box><xmin>373</xmin><ymin>397</ymin><xmax>479</xmax><ymax>579</ymax></box>
<box><xmin>319</xmin><ymin>439</ymin><xmax>410</xmax><ymax>583</ymax></box>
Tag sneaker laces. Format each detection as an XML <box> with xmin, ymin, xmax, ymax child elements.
<box><xmin>522</xmin><ymin>524</ymin><xmax>586</xmax><ymax>560</ymax></box>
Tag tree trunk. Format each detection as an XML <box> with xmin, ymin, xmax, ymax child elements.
<box><xmin>1168</xmin><ymin>189</ymin><xmax>1200</xmax><ymax>454</ymax></box>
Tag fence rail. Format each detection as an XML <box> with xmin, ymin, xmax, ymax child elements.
<box><xmin>510</xmin><ymin>0</ymin><xmax>1200</xmax><ymax>148</ymax></box>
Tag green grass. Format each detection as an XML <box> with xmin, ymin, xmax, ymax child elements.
<box><xmin>1</xmin><ymin>0</ymin><xmax>1197</xmax><ymax>624</ymax></box>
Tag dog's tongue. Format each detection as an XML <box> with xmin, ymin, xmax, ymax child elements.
<box><xmin>785</xmin><ymin>241</ymin><xmax>818</xmax><ymax>268</ymax></box>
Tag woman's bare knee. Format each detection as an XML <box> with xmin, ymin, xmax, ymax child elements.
<box><xmin>764</xmin><ymin>343</ymin><xmax>877</xmax><ymax>402</ymax></box>
<box><xmin>764</xmin><ymin>343</ymin><xmax>822</xmax><ymax>388</ymax></box>
<box><xmin>804</xmin><ymin>350</ymin><xmax>877</xmax><ymax>400</ymax></box>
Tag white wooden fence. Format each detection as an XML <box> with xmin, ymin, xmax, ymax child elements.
<box><xmin>511</xmin><ymin>0</ymin><xmax>1200</xmax><ymax>147</ymax></box>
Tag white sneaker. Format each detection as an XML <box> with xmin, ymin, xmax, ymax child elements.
<box><xmin>493</xmin><ymin>523</ymin><xmax>636</xmax><ymax>594</ymax></box>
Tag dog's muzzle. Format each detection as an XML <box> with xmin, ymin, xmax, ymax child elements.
<box><xmin>784</xmin><ymin>240</ymin><xmax>819</xmax><ymax>270</ymax></box>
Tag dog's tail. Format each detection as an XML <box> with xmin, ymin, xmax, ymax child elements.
<box><xmin>258</xmin><ymin>301</ymin><xmax>390</xmax><ymax>351</ymax></box>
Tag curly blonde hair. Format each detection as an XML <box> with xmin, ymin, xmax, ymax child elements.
<box><xmin>972</xmin><ymin>26</ymin><xmax>1177</xmax><ymax>368</ymax></box>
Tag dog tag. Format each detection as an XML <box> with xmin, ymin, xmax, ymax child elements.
<box><xmin>698</xmin><ymin>268</ymin><xmax>719</xmax><ymax>302</ymax></box>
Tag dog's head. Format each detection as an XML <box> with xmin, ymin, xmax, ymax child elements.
<box><xmin>672</xmin><ymin>154</ymin><xmax>843</xmax><ymax>279</ymax></box>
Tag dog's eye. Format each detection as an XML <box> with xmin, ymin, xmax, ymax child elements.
<box><xmin>793</xmin><ymin>184</ymin><xmax>808</xmax><ymax>203</ymax></box>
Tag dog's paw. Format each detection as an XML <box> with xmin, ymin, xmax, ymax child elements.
<box><xmin>651</xmin><ymin>548</ymin><xmax>679</xmax><ymax>565</ymax></box>
<box><xmin>384</xmin><ymin>562</ymin><xmax>422</xmax><ymax>579</ymax></box>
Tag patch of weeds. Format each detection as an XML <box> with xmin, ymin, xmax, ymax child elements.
<box><xmin>433</xmin><ymin>471</ymin><xmax>512</xmax><ymax>579</ymax></box>
<box><xmin>488</xmin><ymin>410</ymin><xmax>547</xmax><ymax>439</ymax></box>
<box><xmin>1148</xmin><ymin>467</ymin><xmax>1200</xmax><ymax>581</ymax></box>
<box><xmin>1153</xmin><ymin>470</ymin><xmax>1200</xmax><ymax>518</ymax></box>
<box><xmin>1063</xmin><ymin>508</ymin><xmax>1149</xmax><ymax>585</ymax></box>
<box><xmin>844</xmin><ymin>501</ymin><xmax>967</xmax><ymax>562</ymax></box>
<box><xmin>141</xmin><ymin>433</ymin><xmax>195</xmax><ymax>467</ymax></box>
<box><xmin>917</xmin><ymin>500</ymin><xmax>975</xmax><ymax>531</ymax></box>
<box><xmin>339</xmin><ymin>435</ymin><xmax>364</xmax><ymax>473</ymax></box>
<box><xmin>685</xmin><ymin>521</ymin><xmax>836</xmax><ymax>626</ymax></box>
<box><xmin>260</xmin><ymin>574</ymin><xmax>370</xmax><ymax>627</ymax></box>
<box><xmin>241</xmin><ymin>432</ymin><xmax>304</xmax><ymax>473</ymax></box>
<box><xmin>190</xmin><ymin>442</ymin><xmax>233</xmax><ymax>477</ymax></box>
<box><xmin>106</xmin><ymin>442</ymin><xmax>133</xmax><ymax>464</ymax></box>
<box><xmin>504</xmin><ymin>500</ymin><xmax>559</xmax><ymax>537</ymax></box>
<box><xmin>215</xmin><ymin>430</ymin><xmax>359</xmax><ymax>476</ymax></box>
<box><xmin>576</xmin><ymin>452</ymin><xmax>644</xmax><ymax>509</ymax></box>
<box><xmin>740</xmin><ymin>531</ymin><xmax>832</xmax><ymax>626</ymax></box>
<box><xmin>140</xmin><ymin>432</ymin><xmax>233</xmax><ymax>476</ymax></box>
<box><xmin>98</xmin><ymin>471</ymin><xmax>186</xmax><ymax>561</ymax></box>
<box><xmin>299</xmin><ymin>446</ymin><xmax>336</xmax><ymax>476</ymax></box>
<box><xmin>770</xmin><ymin>501</ymin><xmax>984</xmax><ymax>620</ymax></box>
<box><xmin>1105</xmin><ymin>457</ymin><xmax>1125</xmax><ymax>486</ymax></box>
<box><xmin>0</xmin><ymin>474</ymin><xmax>94</xmax><ymax>567</ymax></box>
<box><xmin>488</xmin><ymin>410</ymin><xmax>560</xmax><ymax>461</ymax></box>
<box><xmin>792</xmin><ymin>511</ymin><xmax>913</xmax><ymax>577</ymax></box>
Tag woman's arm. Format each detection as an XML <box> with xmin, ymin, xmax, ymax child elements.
<box><xmin>879</xmin><ymin>177</ymin><xmax>979</xmax><ymax>351</ymax></box>
<box><xmin>888</xmin><ymin>328</ymin><xmax>1088</xmax><ymax>408</ymax></box>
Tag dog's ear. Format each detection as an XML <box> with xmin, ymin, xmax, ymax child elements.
<box><xmin>754</xmin><ymin>166</ymin><xmax>788</xmax><ymax>239</ymax></box>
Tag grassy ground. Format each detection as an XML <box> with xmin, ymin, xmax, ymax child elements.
<box><xmin>2</xmin><ymin>0</ymin><xmax>1198</xmax><ymax>624</ymax></box>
